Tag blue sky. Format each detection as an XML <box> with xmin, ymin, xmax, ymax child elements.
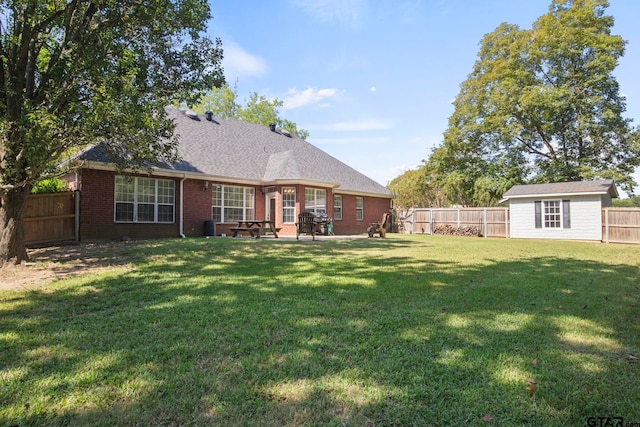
<box><xmin>207</xmin><ymin>0</ymin><xmax>640</xmax><ymax>192</ymax></box>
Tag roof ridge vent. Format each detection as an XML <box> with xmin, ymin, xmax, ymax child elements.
<box><xmin>269</xmin><ymin>123</ymin><xmax>277</xmax><ymax>132</ymax></box>
<box><xmin>186</xmin><ymin>110</ymin><xmax>199</xmax><ymax>120</ymax></box>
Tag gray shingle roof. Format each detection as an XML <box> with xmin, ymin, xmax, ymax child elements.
<box><xmin>502</xmin><ymin>180</ymin><xmax>618</xmax><ymax>200</ymax></box>
<box><xmin>80</xmin><ymin>108</ymin><xmax>392</xmax><ymax>197</ymax></box>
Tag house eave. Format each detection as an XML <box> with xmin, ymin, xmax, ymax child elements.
<box><xmin>335</xmin><ymin>188</ymin><xmax>394</xmax><ymax>199</ymax></box>
<box><xmin>502</xmin><ymin>190</ymin><xmax>615</xmax><ymax>201</ymax></box>
<box><xmin>76</xmin><ymin>162</ymin><xmax>370</xmax><ymax>190</ymax></box>
<box><xmin>269</xmin><ymin>178</ymin><xmax>341</xmax><ymax>189</ymax></box>
<box><xmin>78</xmin><ymin>161</ymin><xmax>264</xmax><ymax>185</ymax></box>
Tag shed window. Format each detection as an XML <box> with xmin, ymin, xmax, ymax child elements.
<box><xmin>535</xmin><ymin>199</ymin><xmax>570</xmax><ymax>229</ymax></box>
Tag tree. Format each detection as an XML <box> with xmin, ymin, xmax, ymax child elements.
<box><xmin>0</xmin><ymin>0</ymin><xmax>224</xmax><ymax>265</ymax></box>
<box><xmin>193</xmin><ymin>85</ymin><xmax>310</xmax><ymax>140</ymax></box>
<box><xmin>388</xmin><ymin>166</ymin><xmax>447</xmax><ymax>209</ymax></box>
<box><xmin>194</xmin><ymin>83</ymin><xmax>239</xmax><ymax>119</ymax></box>
<box><xmin>426</xmin><ymin>0</ymin><xmax>640</xmax><ymax>206</ymax></box>
<box><xmin>613</xmin><ymin>195</ymin><xmax>640</xmax><ymax>208</ymax></box>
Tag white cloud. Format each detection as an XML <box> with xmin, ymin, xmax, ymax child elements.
<box><xmin>283</xmin><ymin>87</ymin><xmax>338</xmax><ymax>110</ymax></box>
<box><xmin>313</xmin><ymin>118</ymin><xmax>396</xmax><ymax>132</ymax></box>
<box><xmin>222</xmin><ymin>42</ymin><xmax>268</xmax><ymax>81</ymax></box>
<box><xmin>369</xmin><ymin>86</ymin><xmax>377</xmax><ymax>92</ymax></box>
<box><xmin>291</xmin><ymin>0</ymin><xmax>367</xmax><ymax>29</ymax></box>
<box><xmin>310</xmin><ymin>136</ymin><xmax>392</xmax><ymax>144</ymax></box>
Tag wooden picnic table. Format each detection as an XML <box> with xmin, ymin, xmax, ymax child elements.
<box><xmin>230</xmin><ymin>220</ymin><xmax>280</xmax><ymax>238</ymax></box>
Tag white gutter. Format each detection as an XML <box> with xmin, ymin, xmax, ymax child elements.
<box><xmin>179</xmin><ymin>176</ymin><xmax>186</xmax><ymax>238</ymax></box>
<box><xmin>503</xmin><ymin>191</ymin><xmax>612</xmax><ymax>200</ymax></box>
<box><xmin>334</xmin><ymin>188</ymin><xmax>394</xmax><ymax>198</ymax></box>
<box><xmin>81</xmin><ymin>161</ymin><xmax>263</xmax><ymax>185</ymax></box>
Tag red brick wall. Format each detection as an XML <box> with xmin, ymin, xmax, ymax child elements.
<box><xmin>269</xmin><ymin>185</ymin><xmax>392</xmax><ymax>236</ymax></box>
<box><xmin>182</xmin><ymin>179</ymin><xmax>213</xmax><ymax>237</ymax></box>
<box><xmin>332</xmin><ymin>194</ymin><xmax>391</xmax><ymax>235</ymax></box>
<box><xmin>76</xmin><ymin>169</ymin><xmax>180</xmax><ymax>240</ymax></box>
<box><xmin>72</xmin><ymin>168</ymin><xmax>392</xmax><ymax>239</ymax></box>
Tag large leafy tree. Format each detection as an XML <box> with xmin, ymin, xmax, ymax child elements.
<box><xmin>0</xmin><ymin>0</ymin><xmax>224</xmax><ymax>265</ymax></box>
<box><xmin>194</xmin><ymin>83</ymin><xmax>239</xmax><ymax>119</ymax></box>
<box><xmin>426</xmin><ymin>0</ymin><xmax>640</xmax><ymax>206</ymax></box>
<box><xmin>388</xmin><ymin>166</ymin><xmax>447</xmax><ymax>209</ymax></box>
<box><xmin>193</xmin><ymin>84</ymin><xmax>310</xmax><ymax>140</ymax></box>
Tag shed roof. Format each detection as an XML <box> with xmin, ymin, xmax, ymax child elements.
<box><xmin>501</xmin><ymin>180</ymin><xmax>618</xmax><ymax>201</ymax></box>
<box><xmin>78</xmin><ymin>108</ymin><xmax>392</xmax><ymax>197</ymax></box>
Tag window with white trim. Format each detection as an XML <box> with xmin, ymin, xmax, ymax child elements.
<box><xmin>544</xmin><ymin>200</ymin><xmax>561</xmax><ymax>228</ymax></box>
<box><xmin>212</xmin><ymin>185</ymin><xmax>255</xmax><ymax>222</ymax></box>
<box><xmin>356</xmin><ymin>197</ymin><xmax>364</xmax><ymax>221</ymax></box>
<box><xmin>334</xmin><ymin>195</ymin><xmax>342</xmax><ymax>220</ymax></box>
<box><xmin>305</xmin><ymin>188</ymin><xmax>326</xmax><ymax>214</ymax></box>
<box><xmin>535</xmin><ymin>199</ymin><xmax>570</xmax><ymax>229</ymax></box>
<box><xmin>282</xmin><ymin>187</ymin><xmax>296</xmax><ymax>223</ymax></box>
<box><xmin>114</xmin><ymin>176</ymin><xmax>175</xmax><ymax>223</ymax></box>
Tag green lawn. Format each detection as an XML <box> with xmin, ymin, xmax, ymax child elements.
<box><xmin>1</xmin><ymin>235</ymin><xmax>639</xmax><ymax>426</ymax></box>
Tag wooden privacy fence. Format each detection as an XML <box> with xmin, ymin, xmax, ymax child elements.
<box><xmin>24</xmin><ymin>192</ymin><xmax>78</xmax><ymax>246</ymax></box>
<box><xmin>397</xmin><ymin>207</ymin><xmax>510</xmax><ymax>238</ymax></box>
<box><xmin>602</xmin><ymin>208</ymin><xmax>640</xmax><ymax>244</ymax></box>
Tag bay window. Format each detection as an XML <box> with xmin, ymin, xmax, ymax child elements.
<box><xmin>282</xmin><ymin>187</ymin><xmax>296</xmax><ymax>223</ymax></box>
<box><xmin>305</xmin><ymin>188</ymin><xmax>326</xmax><ymax>214</ymax></box>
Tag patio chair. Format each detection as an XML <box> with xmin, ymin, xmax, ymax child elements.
<box><xmin>368</xmin><ymin>212</ymin><xmax>390</xmax><ymax>238</ymax></box>
<box><xmin>296</xmin><ymin>212</ymin><xmax>317</xmax><ymax>240</ymax></box>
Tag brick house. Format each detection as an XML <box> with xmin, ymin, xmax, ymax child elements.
<box><xmin>66</xmin><ymin>108</ymin><xmax>393</xmax><ymax>240</ymax></box>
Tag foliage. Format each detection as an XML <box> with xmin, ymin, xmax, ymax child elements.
<box><xmin>424</xmin><ymin>0</ymin><xmax>640</xmax><ymax>206</ymax></box>
<box><xmin>192</xmin><ymin>83</ymin><xmax>239</xmax><ymax>119</ymax></box>
<box><xmin>1</xmin><ymin>236</ymin><xmax>639</xmax><ymax>425</ymax></box>
<box><xmin>388</xmin><ymin>166</ymin><xmax>447</xmax><ymax>208</ymax></box>
<box><xmin>0</xmin><ymin>0</ymin><xmax>224</xmax><ymax>264</ymax></box>
<box><xmin>30</xmin><ymin>178</ymin><xmax>69</xmax><ymax>194</ymax></box>
<box><xmin>193</xmin><ymin>84</ymin><xmax>310</xmax><ymax>140</ymax></box>
<box><xmin>613</xmin><ymin>195</ymin><xmax>640</xmax><ymax>207</ymax></box>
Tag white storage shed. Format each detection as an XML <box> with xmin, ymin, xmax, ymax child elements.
<box><xmin>501</xmin><ymin>180</ymin><xmax>618</xmax><ymax>241</ymax></box>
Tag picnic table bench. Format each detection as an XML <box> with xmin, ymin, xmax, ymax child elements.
<box><xmin>230</xmin><ymin>220</ymin><xmax>280</xmax><ymax>238</ymax></box>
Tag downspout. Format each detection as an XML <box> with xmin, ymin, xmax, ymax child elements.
<box><xmin>179</xmin><ymin>176</ymin><xmax>186</xmax><ymax>238</ymax></box>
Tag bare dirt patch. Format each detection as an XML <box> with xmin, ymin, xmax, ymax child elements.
<box><xmin>0</xmin><ymin>241</ymin><xmax>134</xmax><ymax>291</ymax></box>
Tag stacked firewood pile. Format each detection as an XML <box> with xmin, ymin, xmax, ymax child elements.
<box><xmin>433</xmin><ymin>224</ymin><xmax>482</xmax><ymax>237</ymax></box>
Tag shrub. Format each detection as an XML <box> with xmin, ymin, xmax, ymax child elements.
<box><xmin>31</xmin><ymin>178</ymin><xmax>69</xmax><ymax>194</ymax></box>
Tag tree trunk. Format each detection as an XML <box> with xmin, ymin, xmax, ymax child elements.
<box><xmin>0</xmin><ymin>186</ymin><xmax>32</xmax><ymax>266</ymax></box>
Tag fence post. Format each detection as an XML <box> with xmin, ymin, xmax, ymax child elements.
<box><xmin>412</xmin><ymin>209</ymin><xmax>415</xmax><ymax>234</ymax></box>
<box><xmin>604</xmin><ymin>208</ymin><xmax>609</xmax><ymax>244</ymax></box>
<box><xmin>75</xmin><ymin>190</ymin><xmax>80</xmax><ymax>241</ymax></box>
<box><xmin>483</xmin><ymin>208</ymin><xmax>487</xmax><ymax>238</ymax></box>
<box><xmin>430</xmin><ymin>209</ymin><xmax>434</xmax><ymax>234</ymax></box>
<box><xmin>505</xmin><ymin>207</ymin><xmax>509</xmax><ymax>238</ymax></box>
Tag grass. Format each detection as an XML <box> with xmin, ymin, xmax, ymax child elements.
<box><xmin>1</xmin><ymin>234</ymin><xmax>639</xmax><ymax>426</ymax></box>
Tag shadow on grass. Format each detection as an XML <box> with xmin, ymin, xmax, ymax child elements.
<box><xmin>1</xmin><ymin>236</ymin><xmax>639</xmax><ymax>426</ymax></box>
